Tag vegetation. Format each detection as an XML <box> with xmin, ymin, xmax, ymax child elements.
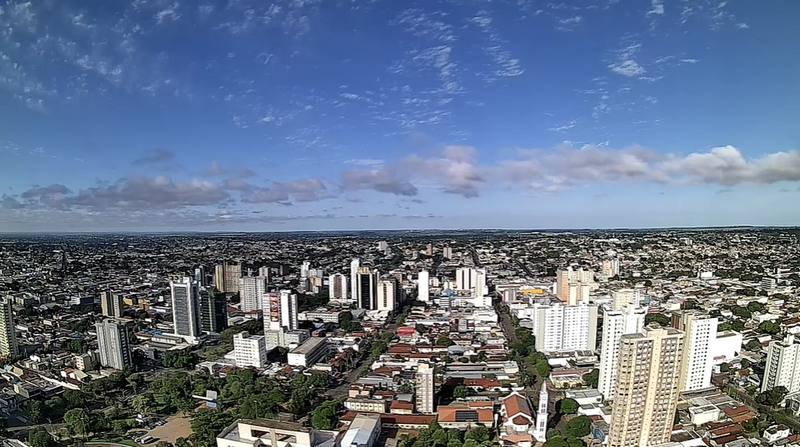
<box><xmin>757</xmin><ymin>386</ymin><xmax>788</xmax><ymax>407</ymax></box>
<box><xmin>644</xmin><ymin>313</ymin><xmax>670</xmax><ymax>327</ymax></box>
<box><xmin>311</xmin><ymin>400</ymin><xmax>340</xmax><ymax>430</ymax></box>
<box><xmin>582</xmin><ymin>369</ymin><xmax>598</xmax><ymax>388</ymax></box>
<box><xmin>758</xmin><ymin>320</ymin><xmax>781</xmax><ymax>335</ymax></box>
<box><xmin>557</xmin><ymin>398</ymin><xmax>579</xmax><ymax>415</ymax></box>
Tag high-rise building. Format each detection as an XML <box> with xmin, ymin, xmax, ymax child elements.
<box><xmin>194</xmin><ymin>266</ymin><xmax>206</xmax><ymax>286</ymax></box>
<box><xmin>300</xmin><ymin>261</ymin><xmax>311</xmax><ymax>279</ymax></box>
<box><xmin>170</xmin><ymin>277</ymin><xmax>201</xmax><ymax>342</ymax></box>
<box><xmin>350</xmin><ymin>258</ymin><xmax>361</xmax><ymax>301</ymax></box>
<box><xmin>239</xmin><ymin>276</ymin><xmax>268</xmax><ymax>312</ymax></box>
<box><xmin>601</xmin><ymin>258</ymin><xmax>620</xmax><ymax>278</ymax></box>
<box><xmin>761</xmin><ymin>334</ymin><xmax>800</xmax><ymax>393</ymax></box>
<box><xmin>96</xmin><ymin>318</ymin><xmax>132</xmax><ymax>370</ymax></box>
<box><xmin>679</xmin><ymin>312</ymin><xmax>717</xmax><ymax>391</ymax></box>
<box><xmin>328</xmin><ymin>273</ymin><xmax>348</xmax><ymax>300</ymax></box>
<box><xmin>100</xmin><ymin>290</ymin><xmax>123</xmax><ymax>317</ymax></box>
<box><xmin>531</xmin><ymin>302</ymin><xmax>598</xmax><ymax>353</ymax></box>
<box><xmin>610</xmin><ymin>288</ymin><xmax>641</xmax><ymax>311</ymax></box>
<box><xmin>214</xmin><ymin>262</ymin><xmax>241</xmax><ymax>293</ymax></box>
<box><xmin>598</xmin><ymin>307</ymin><xmax>646</xmax><ymax>399</ymax></box>
<box><xmin>608</xmin><ymin>326</ymin><xmax>685</xmax><ymax>447</ymax></box>
<box><xmin>442</xmin><ymin>246</ymin><xmax>452</xmax><ymax>259</ymax></box>
<box><xmin>533</xmin><ymin>383</ymin><xmax>549</xmax><ymax>442</ymax></box>
<box><xmin>357</xmin><ymin>267</ymin><xmax>378</xmax><ymax>310</ymax></box>
<box><xmin>199</xmin><ymin>288</ymin><xmax>227</xmax><ymax>333</ymax></box>
<box><xmin>233</xmin><ymin>331</ymin><xmax>268</xmax><ymax>368</ymax></box>
<box><xmin>377</xmin><ymin>277</ymin><xmax>397</xmax><ymax>312</ymax></box>
<box><xmin>0</xmin><ymin>297</ymin><xmax>18</xmax><ymax>359</ymax></box>
<box><xmin>258</xmin><ymin>266</ymin><xmax>270</xmax><ymax>281</ymax></box>
<box><xmin>416</xmin><ymin>363</ymin><xmax>435</xmax><ymax>414</ymax></box>
<box><xmin>456</xmin><ymin>267</ymin><xmax>476</xmax><ymax>290</ymax></box>
<box><xmin>280</xmin><ymin>290</ymin><xmax>298</xmax><ymax>331</ymax></box>
<box><xmin>417</xmin><ymin>270</ymin><xmax>429</xmax><ymax>302</ymax></box>
<box><xmin>556</xmin><ymin>267</ymin><xmax>594</xmax><ymax>305</ymax></box>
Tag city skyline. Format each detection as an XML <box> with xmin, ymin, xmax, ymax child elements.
<box><xmin>1</xmin><ymin>1</ymin><xmax>799</xmax><ymax>231</ymax></box>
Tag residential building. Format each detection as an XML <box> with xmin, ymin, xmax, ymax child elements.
<box><xmin>679</xmin><ymin>312</ymin><xmax>717</xmax><ymax>391</ymax></box>
<box><xmin>0</xmin><ymin>297</ymin><xmax>18</xmax><ymax>359</ymax></box>
<box><xmin>239</xmin><ymin>275</ymin><xmax>268</xmax><ymax>312</ymax></box>
<box><xmin>214</xmin><ymin>262</ymin><xmax>241</xmax><ymax>294</ymax></box>
<box><xmin>377</xmin><ymin>277</ymin><xmax>397</xmax><ymax>312</ymax></box>
<box><xmin>598</xmin><ymin>307</ymin><xmax>646</xmax><ymax>400</ymax></box>
<box><xmin>531</xmin><ymin>302</ymin><xmax>598</xmax><ymax>353</ymax></box>
<box><xmin>350</xmin><ymin>258</ymin><xmax>360</xmax><ymax>301</ymax></box>
<box><xmin>556</xmin><ymin>267</ymin><xmax>594</xmax><ymax>305</ymax></box>
<box><xmin>357</xmin><ymin>267</ymin><xmax>378</xmax><ymax>310</ymax></box>
<box><xmin>418</xmin><ymin>270</ymin><xmax>429</xmax><ymax>302</ymax></box>
<box><xmin>416</xmin><ymin>363</ymin><xmax>435</xmax><ymax>414</ymax></box>
<box><xmin>328</xmin><ymin>273</ymin><xmax>348</xmax><ymax>300</ymax></box>
<box><xmin>100</xmin><ymin>290</ymin><xmax>123</xmax><ymax>317</ymax></box>
<box><xmin>96</xmin><ymin>318</ymin><xmax>132</xmax><ymax>370</ymax></box>
<box><xmin>761</xmin><ymin>334</ymin><xmax>800</xmax><ymax>393</ymax></box>
<box><xmin>608</xmin><ymin>326</ymin><xmax>685</xmax><ymax>447</ymax></box>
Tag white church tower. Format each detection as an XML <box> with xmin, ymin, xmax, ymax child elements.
<box><xmin>533</xmin><ymin>382</ymin><xmax>549</xmax><ymax>442</ymax></box>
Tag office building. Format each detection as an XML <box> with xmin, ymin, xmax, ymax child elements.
<box><xmin>328</xmin><ymin>273</ymin><xmax>348</xmax><ymax>300</ymax></box>
<box><xmin>377</xmin><ymin>277</ymin><xmax>398</xmax><ymax>312</ymax></box>
<box><xmin>100</xmin><ymin>290</ymin><xmax>123</xmax><ymax>317</ymax></box>
<box><xmin>598</xmin><ymin>307</ymin><xmax>646</xmax><ymax>400</ymax></box>
<box><xmin>239</xmin><ymin>275</ymin><xmax>268</xmax><ymax>312</ymax></box>
<box><xmin>233</xmin><ymin>331</ymin><xmax>268</xmax><ymax>368</ymax></box>
<box><xmin>287</xmin><ymin>337</ymin><xmax>329</xmax><ymax>367</ymax></box>
<box><xmin>96</xmin><ymin>318</ymin><xmax>132</xmax><ymax>370</ymax></box>
<box><xmin>679</xmin><ymin>312</ymin><xmax>717</xmax><ymax>391</ymax></box>
<box><xmin>171</xmin><ymin>277</ymin><xmax>201</xmax><ymax>342</ymax></box>
<box><xmin>416</xmin><ymin>363</ymin><xmax>435</xmax><ymax>414</ymax></box>
<box><xmin>350</xmin><ymin>258</ymin><xmax>360</xmax><ymax>301</ymax></box>
<box><xmin>214</xmin><ymin>262</ymin><xmax>241</xmax><ymax>294</ymax></box>
<box><xmin>531</xmin><ymin>302</ymin><xmax>598</xmax><ymax>353</ymax></box>
<box><xmin>608</xmin><ymin>326</ymin><xmax>685</xmax><ymax>447</ymax></box>
<box><xmin>761</xmin><ymin>334</ymin><xmax>800</xmax><ymax>393</ymax></box>
<box><xmin>417</xmin><ymin>270</ymin><xmax>429</xmax><ymax>302</ymax></box>
<box><xmin>357</xmin><ymin>267</ymin><xmax>378</xmax><ymax>310</ymax></box>
<box><xmin>0</xmin><ymin>297</ymin><xmax>18</xmax><ymax>359</ymax></box>
<box><xmin>199</xmin><ymin>288</ymin><xmax>227</xmax><ymax>333</ymax></box>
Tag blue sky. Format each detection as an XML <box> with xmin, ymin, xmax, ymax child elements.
<box><xmin>1</xmin><ymin>0</ymin><xmax>799</xmax><ymax>231</ymax></box>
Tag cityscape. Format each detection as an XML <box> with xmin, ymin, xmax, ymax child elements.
<box><xmin>2</xmin><ymin>0</ymin><xmax>800</xmax><ymax>447</ymax></box>
<box><xmin>0</xmin><ymin>229</ymin><xmax>798</xmax><ymax>447</ymax></box>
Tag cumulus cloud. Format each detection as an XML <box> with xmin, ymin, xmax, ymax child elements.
<box><xmin>342</xmin><ymin>169</ymin><xmax>418</xmax><ymax>196</ymax></box>
<box><xmin>241</xmin><ymin>179</ymin><xmax>329</xmax><ymax>204</ymax></box>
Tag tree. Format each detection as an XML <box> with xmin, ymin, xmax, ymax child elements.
<box><xmin>758</xmin><ymin>320</ymin><xmax>781</xmax><ymax>335</ymax></box>
<box><xmin>436</xmin><ymin>336</ymin><xmax>455</xmax><ymax>347</ymax></box>
<box><xmin>582</xmin><ymin>369</ymin><xmax>599</xmax><ymax>388</ymax></box>
<box><xmin>132</xmin><ymin>393</ymin><xmax>155</xmax><ymax>415</ymax></box>
<box><xmin>557</xmin><ymin>398</ymin><xmax>579</xmax><ymax>415</ymax></box>
<box><xmin>28</xmin><ymin>428</ymin><xmax>52</xmax><ymax>447</ymax></box>
<box><xmin>745</xmin><ymin>340</ymin><xmax>762</xmax><ymax>351</ymax></box>
<box><xmin>732</xmin><ymin>306</ymin><xmax>752</xmax><ymax>319</ymax></box>
<box><xmin>535</xmin><ymin>359</ymin><xmax>551</xmax><ymax>377</ymax></box>
<box><xmin>464</xmin><ymin>425</ymin><xmax>490</xmax><ymax>444</ymax></box>
<box><xmin>747</xmin><ymin>301</ymin><xmax>765</xmax><ymax>313</ymax></box>
<box><xmin>453</xmin><ymin>385</ymin><xmax>468</xmax><ymax>399</ymax></box>
<box><xmin>756</xmin><ymin>386</ymin><xmax>788</xmax><ymax>407</ymax></box>
<box><xmin>311</xmin><ymin>401</ymin><xmax>339</xmax><ymax>430</ymax></box>
<box><xmin>24</xmin><ymin>399</ymin><xmax>44</xmax><ymax>423</ymax></box>
<box><xmin>64</xmin><ymin>408</ymin><xmax>91</xmax><ymax>439</ymax></box>
<box><xmin>564</xmin><ymin>415</ymin><xmax>591</xmax><ymax>438</ymax></box>
<box><xmin>644</xmin><ymin>313</ymin><xmax>670</xmax><ymax>327</ymax></box>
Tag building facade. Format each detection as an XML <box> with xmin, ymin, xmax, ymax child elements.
<box><xmin>96</xmin><ymin>318</ymin><xmax>132</xmax><ymax>370</ymax></box>
<box><xmin>598</xmin><ymin>306</ymin><xmax>646</xmax><ymax>400</ymax></box>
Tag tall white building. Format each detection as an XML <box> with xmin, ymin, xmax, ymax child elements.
<box><xmin>761</xmin><ymin>334</ymin><xmax>800</xmax><ymax>393</ymax></box>
<box><xmin>533</xmin><ymin>383</ymin><xmax>549</xmax><ymax>442</ymax></box>
<box><xmin>350</xmin><ymin>258</ymin><xmax>361</xmax><ymax>301</ymax></box>
<box><xmin>416</xmin><ymin>363</ymin><xmax>435</xmax><ymax>414</ymax></box>
<box><xmin>170</xmin><ymin>277</ymin><xmax>201</xmax><ymax>343</ymax></box>
<box><xmin>100</xmin><ymin>290</ymin><xmax>123</xmax><ymax>317</ymax></box>
<box><xmin>417</xmin><ymin>270</ymin><xmax>429</xmax><ymax>302</ymax></box>
<box><xmin>239</xmin><ymin>276</ymin><xmax>268</xmax><ymax>312</ymax></box>
<box><xmin>96</xmin><ymin>318</ymin><xmax>132</xmax><ymax>370</ymax></box>
<box><xmin>0</xmin><ymin>297</ymin><xmax>18</xmax><ymax>359</ymax></box>
<box><xmin>233</xmin><ymin>331</ymin><xmax>268</xmax><ymax>368</ymax></box>
<box><xmin>300</xmin><ymin>261</ymin><xmax>311</xmax><ymax>279</ymax></box>
<box><xmin>601</xmin><ymin>258</ymin><xmax>620</xmax><ymax>278</ymax></box>
<box><xmin>611</xmin><ymin>288</ymin><xmax>641</xmax><ymax>311</ymax></box>
<box><xmin>328</xmin><ymin>273</ymin><xmax>348</xmax><ymax>300</ymax></box>
<box><xmin>531</xmin><ymin>302</ymin><xmax>598</xmax><ymax>353</ymax></box>
<box><xmin>680</xmin><ymin>312</ymin><xmax>718</xmax><ymax>391</ymax></box>
<box><xmin>280</xmin><ymin>290</ymin><xmax>298</xmax><ymax>331</ymax></box>
<box><xmin>598</xmin><ymin>307</ymin><xmax>646</xmax><ymax>399</ymax></box>
<box><xmin>456</xmin><ymin>267</ymin><xmax>486</xmax><ymax>292</ymax></box>
<box><xmin>377</xmin><ymin>278</ymin><xmax>397</xmax><ymax>312</ymax></box>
